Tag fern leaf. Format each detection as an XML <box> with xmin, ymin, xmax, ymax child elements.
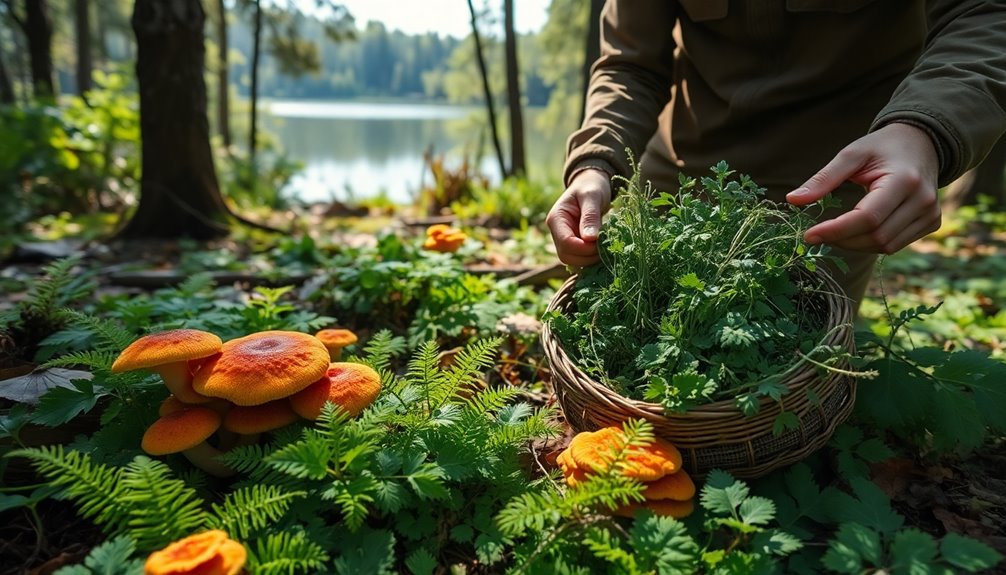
<box><xmin>58</xmin><ymin>309</ymin><xmax>137</xmax><ymax>354</ymax></box>
<box><xmin>405</xmin><ymin>341</ymin><xmax>444</xmax><ymax>404</ymax></box>
<box><xmin>39</xmin><ymin>350</ymin><xmax>119</xmax><ymax>372</ymax></box>
<box><xmin>435</xmin><ymin>338</ymin><xmax>502</xmax><ymax>408</ymax></box>
<box><xmin>265</xmin><ymin>431</ymin><xmax>334</xmax><ymax>480</ymax></box>
<box><xmin>322</xmin><ymin>475</ymin><xmax>379</xmax><ymax>532</ymax></box>
<box><xmin>174</xmin><ymin>272</ymin><xmax>217</xmax><ymax>296</ymax></box>
<box><xmin>362</xmin><ymin>329</ymin><xmax>407</xmax><ymax>372</ymax></box>
<box><xmin>118</xmin><ymin>456</ymin><xmax>211</xmax><ymax>550</ymax></box>
<box><xmin>9</xmin><ymin>446</ymin><xmax>128</xmax><ymax>534</ymax></box>
<box><xmin>208</xmin><ymin>485</ymin><xmax>305</xmax><ymax>540</ymax></box>
<box><xmin>247</xmin><ymin>530</ymin><xmax>329</xmax><ymax>575</ymax></box>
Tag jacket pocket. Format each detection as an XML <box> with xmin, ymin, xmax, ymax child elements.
<box><xmin>678</xmin><ymin>0</ymin><xmax>728</xmax><ymax>21</ymax></box>
<box><xmin>786</xmin><ymin>0</ymin><xmax>879</xmax><ymax>13</ymax></box>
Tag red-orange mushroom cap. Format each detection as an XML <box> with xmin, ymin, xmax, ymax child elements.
<box><xmin>192</xmin><ymin>331</ymin><xmax>330</xmax><ymax>406</ymax></box>
<box><xmin>289</xmin><ymin>362</ymin><xmax>382</xmax><ymax>419</ymax></box>
<box><xmin>112</xmin><ymin>329</ymin><xmax>221</xmax><ymax>403</ymax></box>
<box><xmin>223</xmin><ymin>400</ymin><xmax>300</xmax><ymax>434</ymax></box>
<box><xmin>142</xmin><ymin>407</ymin><xmax>221</xmax><ymax>455</ymax></box>
<box><xmin>315</xmin><ymin>328</ymin><xmax>358</xmax><ymax>361</ymax></box>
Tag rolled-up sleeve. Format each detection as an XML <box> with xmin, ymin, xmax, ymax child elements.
<box><xmin>871</xmin><ymin>0</ymin><xmax>1006</xmax><ymax>187</ymax></box>
<box><xmin>563</xmin><ymin>0</ymin><xmax>679</xmax><ymax>186</ymax></box>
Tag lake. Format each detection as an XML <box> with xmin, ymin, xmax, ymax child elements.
<box><xmin>262</xmin><ymin>100</ymin><xmax>569</xmax><ymax>205</ymax></box>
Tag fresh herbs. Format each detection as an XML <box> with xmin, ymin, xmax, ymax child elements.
<box><xmin>549</xmin><ymin>160</ymin><xmax>840</xmax><ymax>413</ymax></box>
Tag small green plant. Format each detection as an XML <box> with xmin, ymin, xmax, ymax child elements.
<box><xmin>548</xmin><ymin>160</ymin><xmax>842</xmax><ymax>415</ymax></box>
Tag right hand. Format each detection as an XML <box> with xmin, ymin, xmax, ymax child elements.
<box><xmin>546</xmin><ymin>169</ymin><xmax>613</xmax><ymax>266</ymax></box>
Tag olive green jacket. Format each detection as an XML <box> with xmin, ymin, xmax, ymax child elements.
<box><xmin>565</xmin><ymin>0</ymin><xmax>1006</xmax><ymax>198</ymax></box>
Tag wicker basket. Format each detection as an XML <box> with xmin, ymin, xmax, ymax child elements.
<box><xmin>543</xmin><ymin>268</ymin><xmax>856</xmax><ymax>480</ymax></box>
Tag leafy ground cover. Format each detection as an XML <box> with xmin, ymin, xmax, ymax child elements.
<box><xmin>1</xmin><ymin>187</ymin><xmax>1005</xmax><ymax>574</ymax></box>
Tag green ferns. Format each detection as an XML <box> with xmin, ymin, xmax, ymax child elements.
<box><xmin>11</xmin><ymin>335</ymin><xmax>559</xmax><ymax>573</ymax></box>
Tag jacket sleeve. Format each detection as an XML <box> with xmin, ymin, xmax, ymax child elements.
<box><xmin>871</xmin><ymin>0</ymin><xmax>1006</xmax><ymax>187</ymax></box>
<box><xmin>563</xmin><ymin>0</ymin><xmax>679</xmax><ymax>186</ymax></box>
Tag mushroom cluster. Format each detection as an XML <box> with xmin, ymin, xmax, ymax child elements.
<box><xmin>556</xmin><ymin>427</ymin><xmax>696</xmax><ymax>519</ymax></box>
<box><xmin>144</xmin><ymin>530</ymin><xmax>246</xmax><ymax>575</ymax></box>
<box><xmin>113</xmin><ymin>328</ymin><xmax>381</xmax><ymax>476</ymax></box>
<box><xmin>423</xmin><ymin>224</ymin><xmax>467</xmax><ymax>253</ymax></box>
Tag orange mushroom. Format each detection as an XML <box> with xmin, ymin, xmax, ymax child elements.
<box><xmin>613</xmin><ymin>498</ymin><xmax>695</xmax><ymax>520</ymax></box>
<box><xmin>145</xmin><ymin>530</ymin><xmax>246</xmax><ymax>575</ymax></box>
<box><xmin>223</xmin><ymin>400</ymin><xmax>300</xmax><ymax>435</ymax></box>
<box><xmin>112</xmin><ymin>329</ymin><xmax>221</xmax><ymax>404</ymax></box>
<box><xmin>142</xmin><ymin>406</ymin><xmax>234</xmax><ymax>478</ymax></box>
<box><xmin>568</xmin><ymin>427</ymin><xmax>682</xmax><ymax>481</ymax></box>
<box><xmin>289</xmin><ymin>362</ymin><xmax>382</xmax><ymax>419</ymax></box>
<box><xmin>642</xmin><ymin>469</ymin><xmax>696</xmax><ymax>501</ymax></box>
<box><xmin>423</xmin><ymin>224</ymin><xmax>467</xmax><ymax>253</ymax></box>
<box><xmin>315</xmin><ymin>328</ymin><xmax>358</xmax><ymax>361</ymax></box>
<box><xmin>192</xmin><ymin>331</ymin><xmax>330</xmax><ymax>406</ymax></box>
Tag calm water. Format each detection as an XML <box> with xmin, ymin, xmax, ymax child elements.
<box><xmin>263</xmin><ymin>100</ymin><xmax>568</xmax><ymax>204</ymax></box>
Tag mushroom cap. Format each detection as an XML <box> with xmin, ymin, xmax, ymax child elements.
<box><xmin>144</xmin><ymin>530</ymin><xmax>246</xmax><ymax>575</ymax></box>
<box><xmin>141</xmin><ymin>407</ymin><xmax>222</xmax><ymax>455</ymax></box>
<box><xmin>289</xmin><ymin>362</ymin><xmax>382</xmax><ymax>419</ymax></box>
<box><xmin>223</xmin><ymin>400</ymin><xmax>300</xmax><ymax>434</ymax></box>
<box><xmin>613</xmin><ymin>498</ymin><xmax>695</xmax><ymax>519</ymax></box>
<box><xmin>158</xmin><ymin>396</ymin><xmax>188</xmax><ymax>417</ymax></box>
<box><xmin>642</xmin><ymin>471</ymin><xmax>696</xmax><ymax>501</ymax></box>
<box><xmin>569</xmin><ymin>427</ymin><xmax>682</xmax><ymax>481</ymax></box>
<box><xmin>315</xmin><ymin>329</ymin><xmax>358</xmax><ymax>349</ymax></box>
<box><xmin>192</xmin><ymin>331</ymin><xmax>330</xmax><ymax>406</ymax></box>
<box><xmin>112</xmin><ymin>329</ymin><xmax>223</xmax><ymax>373</ymax></box>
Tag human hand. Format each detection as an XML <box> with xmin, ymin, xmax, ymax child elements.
<box><xmin>546</xmin><ymin>168</ymin><xmax>613</xmax><ymax>266</ymax></box>
<box><xmin>786</xmin><ymin>122</ymin><xmax>941</xmax><ymax>254</ymax></box>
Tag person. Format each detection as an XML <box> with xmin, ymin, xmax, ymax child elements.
<box><xmin>547</xmin><ymin>0</ymin><xmax>1006</xmax><ymax>307</ymax></box>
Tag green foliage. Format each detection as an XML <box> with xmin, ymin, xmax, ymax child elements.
<box><xmin>854</xmin><ymin>295</ymin><xmax>1006</xmax><ymax>454</ymax></box>
<box><xmin>52</xmin><ymin>535</ymin><xmax>144</xmax><ymax>575</ymax></box>
<box><xmin>450</xmin><ymin>177</ymin><xmax>563</xmax><ymax>228</ymax></box>
<box><xmin>549</xmin><ymin>160</ymin><xmax>841</xmax><ymax>414</ymax></box>
<box><xmin>318</xmin><ymin>231</ymin><xmax>545</xmax><ymax>348</ymax></box>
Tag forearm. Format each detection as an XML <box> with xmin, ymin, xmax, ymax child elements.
<box><xmin>563</xmin><ymin>0</ymin><xmax>679</xmax><ymax>186</ymax></box>
<box><xmin>871</xmin><ymin>0</ymin><xmax>1006</xmax><ymax>187</ymax></box>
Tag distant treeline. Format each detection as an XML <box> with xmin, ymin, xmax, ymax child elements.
<box><xmin>227</xmin><ymin>15</ymin><xmax>552</xmax><ymax>104</ymax></box>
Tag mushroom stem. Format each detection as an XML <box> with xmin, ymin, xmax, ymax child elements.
<box><xmin>182</xmin><ymin>442</ymin><xmax>236</xmax><ymax>478</ymax></box>
<box><xmin>155</xmin><ymin>362</ymin><xmax>210</xmax><ymax>404</ymax></box>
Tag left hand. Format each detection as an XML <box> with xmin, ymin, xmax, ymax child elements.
<box><xmin>786</xmin><ymin>122</ymin><xmax>941</xmax><ymax>254</ymax></box>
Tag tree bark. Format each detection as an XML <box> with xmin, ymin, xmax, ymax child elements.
<box><xmin>466</xmin><ymin>0</ymin><xmax>506</xmax><ymax>181</ymax></box>
<box><xmin>215</xmin><ymin>0</ymin><xmax>231</xmax><ymax>148</ymax></box>
<box><xmin>249</xmin><ymin>0</ymin><xmax>261</xmax><ymax>167</ymax></box>
<box><xmin>0</xmin><ymin>44</ymin><xmax>14</xmax><ymax>104</ymax></box>
<box><xmin>25</xmin><ymin>0</ymin><xmax>55</xmax><ymax>99</ymax></box>
<box><xmin>579</xmin><ymin>0</ymin><xmax>603</xmax><ymax>126</ymax></box>
<box><xmin>75</xmin><ymin>0</ymin><xmax>92</xmax><ymax>95</ymax></box>
<box><xmin>503</xmin><ymin>0</ymin><xmax>525</xmax><ymax>177</ymax></box>
<box><xmin>120</xmin><ymin>0</ymin><xmax>230</xmax><ymax>239</ymax></box>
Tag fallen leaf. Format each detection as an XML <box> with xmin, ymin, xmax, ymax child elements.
<box><xmin>0</xmin><ymin>369</ymin><xmax>93</xmax><ymax>405</ymax></box>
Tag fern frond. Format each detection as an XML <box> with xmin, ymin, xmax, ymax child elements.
<box><xmin>58</xmin><ymin>309</ymin><xmax>137</xmax><ymax>353</ymax></box>
<box><xmin>8</xmin><ymin>445</ymin><xmax>128</xmax><ymax>534</ymax></box>
<box><xmin>265</xmin><ymin>430</ymin><xmax>334</xmax><ymax>480</ymax></box>
<box><xmin>463</xmin><ymin>385</ymin><xmax>522</xmax><ymax>417</ymax></box>
<box><xmin>38</xmin><ymin>350</ymin><xmax>119</xmax><ymax>372</ymax></box>
<box><xmin>174</xmin><ymin>272</ymin><xmax>217</xmax><ymax>297</ymax></box>
<box><xmin>362</xmin><ymin>329</ymin><xmax>407</xmax><ymax>372</ymax></box>
<box><xmin>208</xmin><ymin>485</ymin><xmax>306</xmax><ymax>540</ymax></box>
<box><xmin>488</xmin><ymin>405</ymin><xmax>560</xmax><ymax>451</ymax></box>
<box><xmin>218</xmin><ymin>443</ymin><xmax>275</xmax><ymax>477</ymax></box>
<box><xmin>433</xmin><ymin>337</ymin><xmax>502</xmax><ymax>409</ymax></box>
<box><xmin>117</xmin><ymin>456</ymin><xmax>210</xmax><ymax>550</ymax></box>
<box><xmin>321</xmin><ymin>475</ymin><xmax>379</xmax><ymax>532</ymax></box>
<box><xmin>496</xmin><ymin>490</ymin><xmax>566</xmax><ymax>537</ymax></box>
<box><xmin>247</xmin><ymin>530</ymin><xmax>329</xmax><ymax>575</ymax></box>
<box><xmin>25</xmin><ymin>256</ymin><xmax>93</xmax><ymax>315</ymax></box>
<box><xmin>405</xmin><ymin>341</ymin><xmax>444</xmax><ymax>404</ymax></box>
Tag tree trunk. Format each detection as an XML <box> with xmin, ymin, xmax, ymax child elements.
<box><xmin>25</xmin><ymin>0</ymin><xmax>55</xmax><ymax>99</ymax></box>
<box><xmin>0</xmin><ymin>45</ymin><xmax>14</xmax><ymax>104</ymax></box>
<box><xmin>121</xmin><ymin>0</ymin><xmax>230</xmax><ymax>239</ymax></box>
<box><xmin>75</xmin><ymin>0</ymin><xmax>92</xmax><ymax>95</ymax></box>
<box><xmin>466</xmin><ymin>0</ymin><xmax>506</xmax><ymax>180</ymax></box>
<box><xmin>249</xmin><ymin>0</ymin><xmax>261</xmax><ymax>168</ymax></box>
<box><xmin>503</xmin><ymin>0</ymin><xmax>525</xmax><ymax>177</ymax></box>
<box><xmin>579</xmin><ymin>0</ymin><xmax>603</xmax><ymax>126</ymax></box>
<box><xmin>215</xmin><ymin>0</ymin><xmax>231</xmax><ymax>148</ymax></box>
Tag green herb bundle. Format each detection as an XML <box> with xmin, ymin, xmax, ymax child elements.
<box><xmin>549</xmin><ymin>161</ymin><xmax>841</xmax><ymax>414</ymax></box>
